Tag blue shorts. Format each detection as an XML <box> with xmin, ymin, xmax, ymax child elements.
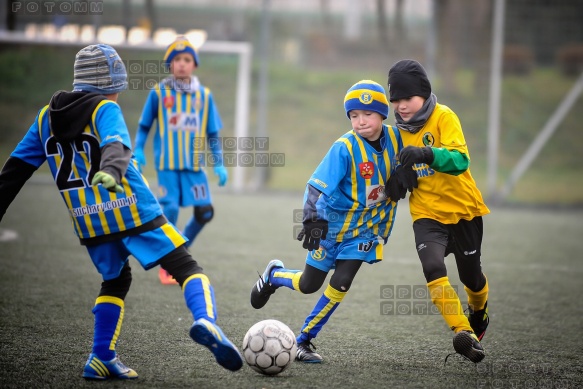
<box><xmin>305</xmin><ymin>235</ymin><xmax>385</xmax><ymax>272</ymax></box>
<box><xmin>157</xmin><ymin>170</ymin><xmax>212</xmax><ymax>207</ymax></box>
<box><xmin>85</xmin><ymin>223</ymin><xmax>187</xmax><ymax>281</ymax></box>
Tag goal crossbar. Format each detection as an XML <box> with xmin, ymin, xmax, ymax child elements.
<box><xmin>0</xmin><ymin>31</ymin><xmax>252</xmax><ymax>192</ymax></box>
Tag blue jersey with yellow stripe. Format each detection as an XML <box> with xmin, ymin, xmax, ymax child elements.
<box><xmin>138</xmin><ymin>78</ymin><xmax>222</xmax><ymax>171</ymax></box>
<box><xmin>306</xmin><ymin>124</ymin><xmax>402</xmax><ymax>241</ymax></box>
<box><xmin>10</xmin><ymin>101</ymin><xmax>163</xmax><ymax>240</ymax></box>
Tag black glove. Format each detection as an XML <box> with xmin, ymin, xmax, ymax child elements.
<box><xmin>297</xmin><ymin>219</ymin><xmax>328</xmax><ymax>251</ymax></box>
<box><xmin>384</xmin><ymin>165</ymin><xmax>418</xmax><ymax>202</ymax></box>
<box><xmin>398</xmin><ymin>146</ymin><xmax>434</xmax><ymax>168</ymax></box>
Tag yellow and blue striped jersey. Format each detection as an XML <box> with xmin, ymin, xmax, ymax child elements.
<box><xmin>138</xmin><ymin>78</ymin><xmax>222</xmax><ymax>172</ymax></box>
<box><xmin>307</xmin><ymin>124</ymin><xmax>402</xmax><ymax>241</ymax></box>
<box><xmin>11</xmin><ymin>101</ymin><xmax>163</xmax><ymax>240</ymax></box>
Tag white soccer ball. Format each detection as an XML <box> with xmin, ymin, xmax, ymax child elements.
<box><xmin>242</xmin><ymin>319</ymin><xmax>297</xmax><ymax>376</ymax></box>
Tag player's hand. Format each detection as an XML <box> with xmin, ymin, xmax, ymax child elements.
<box><xmin>384</xmin><ymin>165</ymin><xmax>418</xmax><ymax>202</ymax></box>
<box><xmin>92</xmin><ymin>171</ymin><xmax>124</xmax><ymax>193</ymax></box>
<box><xmin>134</xmin><ymin>148</ymin><xmax>146</xmax><ymax>169</ymax></box>
<box><xmin>398</xmin><ymin>146</ymin><xmax>434</xmax><ymax>168</ymax></box>
<box><xmin>213</xmin><ymin>166</ymin><xmax>228</xmax><ymax>187</ymax></box>
<box><xmin>297</xmin><ymin>219</ymin><xmax>328</xmax><ymax>251</ymax></box>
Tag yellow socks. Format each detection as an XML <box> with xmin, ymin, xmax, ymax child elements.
<box><xmin>464</xmin><ymin>275</ymin><xmax>489</xmax><ymax>311</ymax></box>
<box><xmin>427</xmin><ymin>276</ymin><xmax>472</xmax><ymax>333</ymax></box>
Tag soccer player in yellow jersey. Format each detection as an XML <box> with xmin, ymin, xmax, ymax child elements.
<box><xmin>385</xmin><ymin>59</ymin><xmax>490</xmax><ymax>363</ymax></box>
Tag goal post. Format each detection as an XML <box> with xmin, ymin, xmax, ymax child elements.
<box><xmin>0</xmin><ymin>30</ymin><xmax>252</xmax><ymax>192</ymax></box>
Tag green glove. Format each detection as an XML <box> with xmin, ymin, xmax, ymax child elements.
<box><xmin>92</xmin><ymin>171</ymin><xmax>124</xmax><ymax>193</ymax></box>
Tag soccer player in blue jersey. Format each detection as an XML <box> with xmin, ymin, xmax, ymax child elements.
<box><xmin>250</xmin><ymin>80</ymin><xmax>416</xmax><ymax>362</ymax></box>
<box><xmin>0</xmin><ymin>44</ymin><xmax>243</xmax><ymax>379</ymax></box>
<box><xmin>133</xmin><ymin>36</ymin><xmax>227</xmax><ymax>285</ymax></box>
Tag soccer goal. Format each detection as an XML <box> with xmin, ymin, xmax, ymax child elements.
<box><xmin>0</xmin><ymin>27</ymin><xmax>252</xmax><ymax>192</ymax></box>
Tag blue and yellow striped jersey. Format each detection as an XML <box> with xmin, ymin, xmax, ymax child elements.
<box><xmin>138</xmin><ymin>78</ymin><xmax>222</xmax><ymax>171</ymax></box>
<box><xmin>306</xmin><ymin>124</ymin><xmax>403</xmax><ymax>241</ymax></box>
<box><xmin>11</xmin><ymin>101</ymin><xmax>163</xmax><ymax>240</ymax></box>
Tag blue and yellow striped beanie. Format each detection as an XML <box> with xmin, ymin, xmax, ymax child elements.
<box><xmin>163</xmin><ymin>36</ymin><xmax>199</xmax><ymax>68</ymax></box>
<box><xmin>343</xmin><ymin>80</ymin><xmax>389</xmax><ymax>119</ymax></box>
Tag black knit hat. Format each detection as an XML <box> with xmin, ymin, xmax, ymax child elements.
<box><xmin>387</xmin><ymin>59</ymin><xmax>431</xmax><ymax>101</ymax></box>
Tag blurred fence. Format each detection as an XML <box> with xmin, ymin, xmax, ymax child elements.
<box><xmin>5</xmin><ymin>1</ymin><xmax>582</xmax><ymax>77</ymax></box>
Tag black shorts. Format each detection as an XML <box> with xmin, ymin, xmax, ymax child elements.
<box><xmin>413</xmin><ymin>217</ymin><xmax>483</xmax><ymax>259</ymax></box>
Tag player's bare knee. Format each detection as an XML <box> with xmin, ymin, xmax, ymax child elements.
<box><xmin>194</xmin><ymin>204</ymin><xmax>214</xmax><ymax>225</ymax></box>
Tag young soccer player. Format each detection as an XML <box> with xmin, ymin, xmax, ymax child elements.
<box><xmin>133</xmin><ymin>36</ymin><xmax>228</xmax><ymax>285</ymax></box>
<box><xmin>250</xmin><ymin>80</ymin><xmax>415</xmax><ymax>363</ymax></box>
<box><xmin>0</xmin><ymin>44</ymin><xmax>243</xmax><ymax>378</ymax></box>
<box><xmin>385</xmin><ymin>59</ymin><xmax>490</xmax><ymax>363</ymax></box>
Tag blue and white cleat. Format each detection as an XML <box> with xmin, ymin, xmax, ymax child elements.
<box><xmin>190</xmin><ymin>318</ymin><xmax>244</xmax><ymax>372</ymax></box>
<box><xmin>250</xmin><ymin>259</ymin><xmax>284</xmax><ymax>309</ymax></box>
<box><xmin>82</xmin><ymin>353</ymin><xmax>138</xmax><ymax>380</ymax></box>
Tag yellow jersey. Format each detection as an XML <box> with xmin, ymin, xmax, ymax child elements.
<box><xmin>399</xmin><ymin>103</ymin><xmax>489</xmax><ymax>224</ymax></box>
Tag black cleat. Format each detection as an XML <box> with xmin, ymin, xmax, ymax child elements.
<box><xmin>296</xmin><ymin>341</ymin><xmax>323</xmax><ymax>363</ymax></box>
<box><xmin>452</xmin><ymin>331</ymin><xmax>485</xmax><ymax>363</ymax></box>
<box><xmin>250</xmin><ymin>259</ymin><xmax>283</xmax><ymax>309</ymax></box>
<box><xmin>468</xmin><ymin>302</ymin><xmax>489</xmax><ymax>341</ymax></box>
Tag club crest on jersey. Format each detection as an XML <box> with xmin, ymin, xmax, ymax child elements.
<box><xmin>359</xmin><ymin>162</ymin><xmax>375</xmax><ymax>179</ymax></box>
<box><xmin>163</xmin><ymin>96</ymin><xmax>175</xmax><ymax>109</ymax></box>
<box><xmin>358</xmin><ymin>92</ymin><xmax>373</xmax><ymax>104</ymax></box>
<box><xmin>311</xmin><ymin>248</ymin><xmax>326</xmax><ymax>261</ymax></box>
<box><xmin>422</xmin><ymin>132</ymin><xmax>435</xmax><ymax>146</ymax></box>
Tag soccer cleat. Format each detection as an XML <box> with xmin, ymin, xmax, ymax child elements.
<box><xmin>452</xmin><ymin>331</ymin><xmax>485</xmax><ymax>363</ymax></box>
<box><xmin>82</xmin><ymin>353</ymin><xmax>138</xmax><ymax>380</ymax></box>
<box><xmin>468</xmin><ymin>302</ymin><xmax>489</xmax><ymax>341</ymax></box>
<box><xmin>295</xmin><ymin>341</ymin><xmax>323</xmax><ymax>363</ymax></box>
<box><xmin>159</xmin><ymin>268</ymin><xmax>178</xmax><ymax>285</ymax></box>
<box><xmin>190</xmin><ymin>318</ymin><xmax>244</xmax><ymax>372</ymax></box>
<box><xmin>250</xmin><ymin>259</ymin><xmax>284</xmax><ymax>309</ymax></box>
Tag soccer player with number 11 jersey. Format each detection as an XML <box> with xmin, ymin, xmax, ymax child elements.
<box><xmin>134</xmin><ymin>36</ymin><xmax>228</xmax><ymax>285</ymax></box>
